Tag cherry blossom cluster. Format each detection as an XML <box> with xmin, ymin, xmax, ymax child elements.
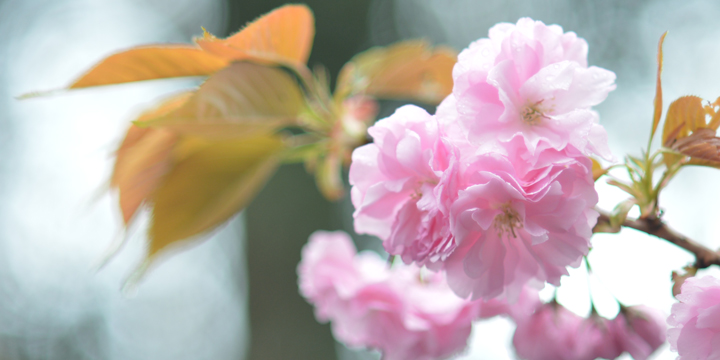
<box><xmin>350</xmin><ymin>17</ymin><xmax>615</xmax><ymax>301</ymax></box>
<box><xmin>297</xmin><ymin>231</ymin><xmax>666</xmax><ymax>360</ymax></box>
<box><xmin>297</xmin><ymin>231</ymin><xmax>539</xmax><ymax>359</ymax></box>
<box><xmin>297</xmin><ymin>18</ymin><xmax>675</xmax><ymax>359</ymax></box>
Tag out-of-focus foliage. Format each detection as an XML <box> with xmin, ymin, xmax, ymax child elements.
<box><xmin>70</xmin><ymin>47</ymin><xmax>229</xmax><ymax>88</ymax></box>
<box><xmin>195</xmin><ymin>4</ymin><xmax>314</xmax><ymax>67</ymax></box>
<box><xmin>335</xmin><ymin>40</ymin><xmax>456</xmax><ymax>104</ymax></box>
<box><xmin>35</xmin><ymin>4</ymin><xmax>456</xmax><ymax>278</ymax></box>
<box><xmin>149</xmin><ymin>135</ymin><xmax>283</xmax><ymax>257</ymax></box>
<box><xmin>58</xmin><ymin>4</ymin><xmax>313</xmax><ymax>90</ymax></box>
<box><xmin>139</xmin><ymin>62</ymin><xmax>307</xmax><ymax>138</ymax></box>
<box><xmin>111</xmin><ymin>93</ymin><xmax>189</xmax><ymax>224</ymax></box>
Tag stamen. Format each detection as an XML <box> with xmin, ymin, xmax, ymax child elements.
<box><xmin>493</xmin><ymin>203</ymin><xmax>523</xmax><ymax>238</ymax></box>
<box><xmin>521</xmin><ymin>100</ymin><xmax>547</xmax><ymax>125</ymax></box>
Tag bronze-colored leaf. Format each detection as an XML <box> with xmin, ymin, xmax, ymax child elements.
<box><xmin>673</xmin><ymin>128</ymin><xmax>720</xmax><ymax>163</ymax></box>
<box><xmin>111</xmin><ymin>93</ymin><xmax>192</xmax><ymax>223</ymax></box>
<box><xmin>335</xmin><ymin>40</ymin><xmax>457</xmax><ymax>105</ymax></box>
<box><xmin>70</xmin><ymin>46</ymin><xmax>228</xmax><ymax>89</ymax></box>
<box><xmin>685</xmin><ymin>158</ymin><xmax>720</xmax><ymax>169</ymax></box>
<box><xmin>148</xmin><ymin>135</ymin><xmax>284</xmax><ymax>257</ymax></box>
<box><xmin>142</xmin><ymin>62</ymin><xmax>306</xmax><ymax>139</ymax></box>
<box><xmin>651</xmin><ymin>32</ymin><xmax>668</xmax><ymax>137</ymax></box>
<box><xmin>195</xmin><ymin>4</ymin><xmax>314</xmax><ymax>67</ymax></box>
<box><xmin>662</xmin><ymin>96</ymin><xmax>705</xmax><ymax>147</ymax></box>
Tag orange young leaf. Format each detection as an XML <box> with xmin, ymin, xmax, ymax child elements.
<box><xmin>69</xmin><ymin>46</ymin><xmax>228</xmax><ymax>89</ymax></box>
<box><xmin>662</xmin><ymin>96</ymin><xmax>705</xmax><ymax>147</ymax></box>
<box><xmin>335</xmin><ymin>40</ymin><xmax>457</xmax><ymax>105</ymax></box>
<box><xmin>111</xmin><ymin>92</ymin><xmax>192</xmax><ymax>223</ymax></box>
<box><xmin>140</xmin><ymin>62</ymin><xmax>306</xmax><ymax>139</ymax></box>
<box><xmin>651</xmin><ymin>32</ymin><xmax>668</xmax><ymax>138</ymax></box>
<box><xmin>708</xmin><ymin>96</ymin><xmax>720</xmax><ymax>130</ymax></box>
<box><xmin>196</xmin><ymin>4</ymin><xmax>314</xmax><ymax>67</ymax></box>
<box><xmin>148</xmin><ymin>135</ymin><xmax>284</xmax><ymax>257</ymax></box>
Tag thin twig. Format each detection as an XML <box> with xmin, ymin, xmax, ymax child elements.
<box><xmin>595</xmin><ymin>210</ymin><xmax>720</xmax><ymax>268</ymax></box>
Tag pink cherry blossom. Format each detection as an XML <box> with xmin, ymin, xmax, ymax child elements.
<box><xmin>668</xmin><ymin>276</ymin><xmax>720</xmax><ymax>359</ymax></box>
<box><xmin>297</xmin><ymin>230</ymin><xmax>481</xmax><ymax>360</ymax></box>
<box><xmin>349</xmin><ymin>105</ymin><xmax>459</xmax><ymax>266</ymax></box>
<box><xmin>610</xmin><ymin>306</ymin><xmax>666</xmax><ymax>360</ymax></box>
<box><xmin>585</xmin><ymin>314</ymin><xmax>624</xmax><ymax>360</ymax></box>
<box><xmin>513</xmin><ymin>302</ymin><xmax>608</xmax><ymax>360</ymax></box>
<box><xmin>450</xmin><ymin>17</ymin><xmax>615</xmax><ymax>159</ymax></box>
<box><xmin>445</xmin><ymin>153</ymin><xmax>597</xmax><ymax>301</ymax></box>
<box><xmin>475</xmin><ymin>285</ymin><xmax>541</xmax><ymax>322</ymax></box>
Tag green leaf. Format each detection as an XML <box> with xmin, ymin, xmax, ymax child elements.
<box><xmin>610</xmin><ymin>199</ymin><xmax>636</xmax><ymax>231</ymax></box>
<box><xmin>148</xmin><ymin>135</ymin><xmax>284</xmax><ymax>257</ymax></box>
<box><xmin>607</xmin><ymin>179</ymin><xmax>641</xmax><ymax>199</ymax></box>
<box><xmin>143</xmin><ymin>62</ymin><xmax>307</xmax><ymax>139</ymax></box>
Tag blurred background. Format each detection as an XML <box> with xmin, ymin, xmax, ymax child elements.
<box><xmin>1</xmin><ymin>0</ymin><xmax>720</xmax><ymax>359</ymax></box>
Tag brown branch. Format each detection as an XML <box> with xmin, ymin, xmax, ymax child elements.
<box><xmin>595</xmin><ymin>211</ymin><xmax>720</xmax><ymax>268</ymax></box>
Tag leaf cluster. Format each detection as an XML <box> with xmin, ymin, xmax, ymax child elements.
<box><xmin>596</xmin><ymin>33</ymin><xmax>720</xmax><ymax>232</ymax></box>
<box><xmin>29</xmin><ymin>5</ymin><xmax>457</xmax><ymax>277</ymax></box>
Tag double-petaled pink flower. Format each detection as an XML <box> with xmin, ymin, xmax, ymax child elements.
<box><xmin>668</xmin><ymin>276</ymin><xmax>720</xmax><ymax>359</ymax></box>
<box><xmin>350</xmin><ymin>105</ymin><xmax>459</xmax><ymax>266</ymax></box>
<box><xmin>445</xmin><ymin>153</ymin><xmax>597</xmax><ymax>301</ymax></box>
<box><xmin>298</xmin><ymin>230</ymin><xmax>481</xmax><ymax>360</ymax></box>
<box><xmin>451</xmin><ymin>18</ymin><xmax>615</xmax><ymax>159</ymax></box>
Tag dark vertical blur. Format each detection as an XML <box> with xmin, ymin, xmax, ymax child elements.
<box><xmin>225</xmin><ymin>2</ymin><xmax>375</xmax><ymax>359</ymax></box>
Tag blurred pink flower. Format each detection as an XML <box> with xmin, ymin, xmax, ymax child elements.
<box><xmin>513</xmin><ymin>302</ymin><xmax>601</xmax><ymax>360</ymax></box>
<box><xmin>349</xmin><ymin>105</ymin><xmax>459</xmax><ymax>266</ymax></box>
<box><xmin>445</xmin><ymin>153</ymin><xmax>597</xmax><ymax>301</ymax></box>
<box><xmin>297</xmin><ymin>230</ymin><xmax>481</xmax><ymax>360</ymax></box>
<box><xmin>610</xmin><ymin>306</ymin><xmax>666</xmax><ymax>360</ymax></box>
<box><xmin>451</xmin><ymin>17</ymin><xmax>615</xmax><ymax>159</ymax></box>
<box><xmin>475</xmin><ymin>285</ymin><xmax>541</xmax><ymax>322</ymax></box>
<box><xmin>668</xmin><ymin>276</ymin><xmax>720</xmax><ymax>359</ymax></box>
<box><xmin>584</xmin><ymin>314</ymin><xmax>624</xmax><ymax>360</ymax></box>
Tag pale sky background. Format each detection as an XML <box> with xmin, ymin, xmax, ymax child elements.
<box><xmin>2</xmin><ymin>0</ymin><xmax>720</xmax><ymax>359</ymax></box>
